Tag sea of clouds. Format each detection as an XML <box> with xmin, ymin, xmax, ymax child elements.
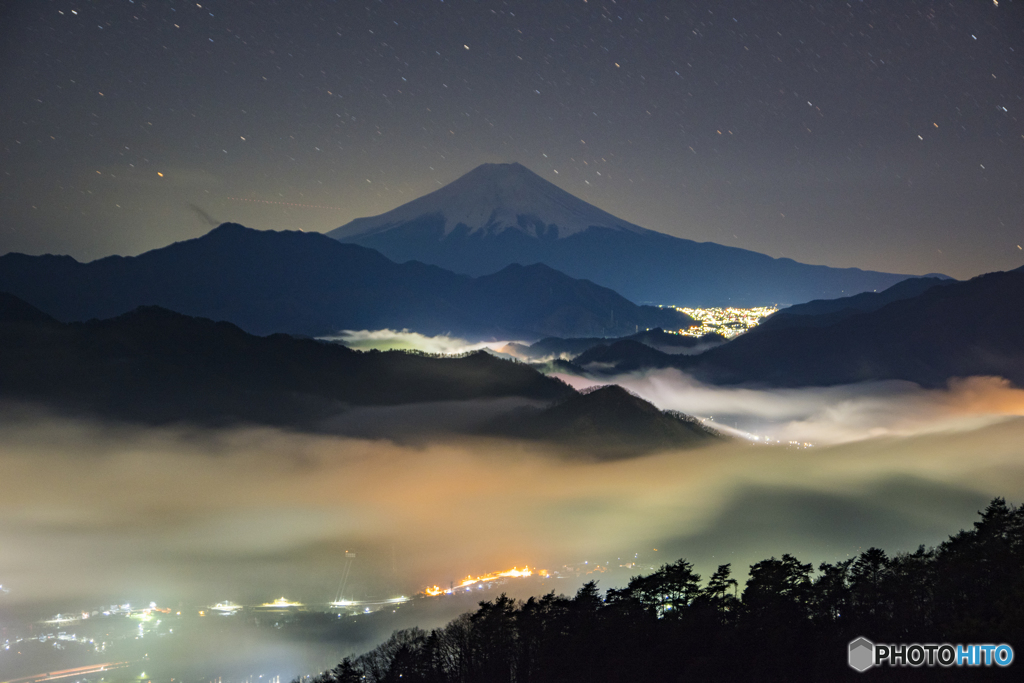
<box><xmin>3</xmin><ymin>368</ymin><xmax>1023</xmax><ymax>677</ymax></box>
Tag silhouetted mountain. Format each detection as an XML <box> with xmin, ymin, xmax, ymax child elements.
<box><xmin>0</xmin><ymin>294</ymin><xmax>574</xmax><ymax>427</ymax></box>
<box><xmin>628</xmin><ymin>328</ymin><xmax>728</xmax><ymax>351</ymax></box>
<box><xmin>0</xmin><ymin>290</ymin><xmax>58</xmax><ymax>324</ymax></box>
<box><xmin>681</xmin><ymin>268</ymin><xmax>1024</xmax><ymax>387</ymax></box>
<box><xmin>574</xmin><ymin>339</ymin><xmax>677</xmax><ymax>374</ymax></box>
<box><xmin>484</xmin><ymin>384</ymin><xmax>721</xmax><ymax>458</ymax></box>
<box><xmin>329</xmin><ymin>162</ymin><xmax>929</xmax><ymax>306</ymax></box>
<box><xmin>760</xmin><ymin>275</ymin><xmax>955</xmax><ymax>331</ymax></box>
<box><xmin>500</xmin><ymin>328</ymin><xmax>725</xmax><ymax>362</ymax></box>
<box><xmin>0</xmin><ymin>223</ymin><xmax>692</xmax><ymax>339</ymax></box>
<box><xmin>0</xmin><ymin>295</ymin><xmax>724</xmax><ymax>450</ymax></box>
<box><xmin>575</xmin><ymin>269</ymin><xmax>1024</xmax><ymax>387</ymax></box>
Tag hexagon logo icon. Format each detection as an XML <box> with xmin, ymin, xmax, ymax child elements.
<box><xmin>849</xmin><ymin>637</ymin><xmax>875</xmax><ymax>672</ymax></box>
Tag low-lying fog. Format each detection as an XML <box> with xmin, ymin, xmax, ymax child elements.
<box><xmin>322</xmin><ymin>329</ymin><xmax>509</xmax><ymax>355</ymax></box>
<box><xmin>2</xmin><ymin>369</ymin><xmax>1023</xmax><ymax>678</ymax></box>
<box><xmin>555</xmin><ymin>369</ymin><xmax>1024</xmax><ymax>444</ymax></box>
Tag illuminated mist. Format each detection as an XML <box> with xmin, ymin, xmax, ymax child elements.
<box><xmin>555</xmin><ymin>369</ymin><xmax>1024</xmax><ymax>444</ymax></box>
<box><xmin>322</xmin><ymin>329</ymin><xmax>512</xmax><ymax>355</ymax></box>
<box><xmin>2</xmin><ymin>374</ymin><xmax>1023</xmax><ymax>675</ymax></box>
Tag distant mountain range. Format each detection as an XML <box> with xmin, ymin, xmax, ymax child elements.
<box><xmin>329</xmin><ymin>162</ymin><xmax>934</xmax><ymax>306</ymax></box>
<box><xmin>569</xmin><ymin>268</ymin><xmax>1024</xmax><ymax>388</ymax></box>
<box><xmin>0</xmin><ymin>223</ymin><xmax>692</xmax><ymax>339</ymax></box>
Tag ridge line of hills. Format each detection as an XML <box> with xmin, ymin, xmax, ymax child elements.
<box><xmin>0</xmin><ymin>290</ymin><xmax>569</xmax><ymax>425</ymax></box>
<box><xmin>0</xmin><ymin>222</ymin><xmax>693</xmax><ymax>340</ymax></box>
<box><xmin>0</xmin><ymin>292</ymin><xmax>721</xmax><ymax>458</ymax></box>
<box><xmin>570</xmin><ymin>266</ymin><xmax>1024</xmax><ymax>388</ymax></box>
<box><xmin>497</xmin><ymin>328</ymin><xmax>728</xmax><ymax>363</ymax></box>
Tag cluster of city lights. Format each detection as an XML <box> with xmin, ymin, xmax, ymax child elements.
<box><xmin>667</xmin><ymin>305</ymin><xmax>779</xmax><ymax>339</ymax></box>
<box><xmin>424</xmin><ymin>566</ymin><xmax>541</xmax><ymax>596</ymax></box>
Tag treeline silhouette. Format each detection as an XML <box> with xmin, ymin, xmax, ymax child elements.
<box><xmin>302</xmin><ymin>498</ymin><xmax>1023</xmax><ymax>682</ymax></box>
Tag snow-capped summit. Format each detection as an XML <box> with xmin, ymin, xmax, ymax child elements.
<box><xmin>327</xmin><ymin>162</ymin><xmax>926</xmax><ymax>307</ymax></box>
<box><xmin>329</xmin><ymin>162</ymin><xmax>653</xmax><ymax>240</ymax></box>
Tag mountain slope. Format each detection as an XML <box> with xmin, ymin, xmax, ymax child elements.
<box><xmin>331</xmin><ymin>161</ymin><xmax>654</xmax><ymax>241</ymax></box>
<box><xmin>681</xmin><ymin>268</ymin><xmax>1024</xmax><ymax>387</ymax></box>
<box><xmin>575</xmin><ymin>268</ymin><xmax>1024</xmax><ymax>388</ymax></box>
<box><xmin>329</xmin><ymin>162</ymin><xmax>927</xmax><ymax>306</ymax></box>
<box><xmin>500</xmin><ymin>328</ymin><xmax>726</xmax><ymax>362</ymax></box>
<box><xmin>759</xmin><ymin>276</ymin><xmax>955</xmax><ymax>331</ymax></box>
<box><xmin>0</xmin><ymin>294</ymin><xmax>575</xmax><ymax>427</ymax></box>
<box><xmin>0</xmin><ymin>293</ymin><xmax>720</xmax><ymax>454</ymax></box>
<box><xmin>0</xmin><ymin>223</ymin><xmax>693</xmax><ymax>339</ymax></box>
<box><xmin>484</xmin><ymin>384</ymin><xmax>721</xmax><ymax>458</ymax></box>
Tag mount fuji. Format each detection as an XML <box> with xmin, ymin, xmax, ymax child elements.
<box><xmin>329</xmin><ymin>163</ymin><xmax>932</xmax><ymax>306</ymax></box>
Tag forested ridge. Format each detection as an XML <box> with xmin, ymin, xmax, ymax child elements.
<box><xmin>303</xmin><ymin>498</ymin><xmax>1024</xmax><ymax>682</ymax></box>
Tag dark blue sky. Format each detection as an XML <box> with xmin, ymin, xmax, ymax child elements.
<box><xmin>2</xmin><ymin>0</ymin><xmax>1022</xmax><ymax>280</ymax></box>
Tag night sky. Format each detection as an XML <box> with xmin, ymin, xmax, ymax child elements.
<box><xmin>2</xmin><ymin>0</ymin><xmax>1022</xmax><ymax>281</ymax></box>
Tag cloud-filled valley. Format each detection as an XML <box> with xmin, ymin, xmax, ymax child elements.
<box><xmin>3</xmin><ymin>375</ymin><xmax>1021</xmax><ymax>615</ymax></box>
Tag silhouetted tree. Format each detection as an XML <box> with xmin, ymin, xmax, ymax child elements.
<box><xmin>625</xmin><ymin>558</ymin><xmax>702</xmax><ymax>616</ymax></box>
<box><xmin>742</xmin><ymin>553</ymin><xmax>813</xmax><ymax>623</ymax></box>
<box><xmin>306</xmin><ymin>498</ymin><xmax>1024</xmax><ymax>683</ymax></box>
<box><xmin>466</xmin><ymin>594</ymin><xmax>519</xmax><ymax>683</ymax></box>
<box><xmin>810</xmin><ymin>558</ymin><xmax>853</xmax><ymax>624</ymax></box>
<box><xmin>356</xmin><ymin>628</ymin><xmax>427</xmax><ymax>682</ymax></box>
<box><xmin>850</xmin><ymin>546</ymin><xmax>890</xmax><ymax>629</ymax></box>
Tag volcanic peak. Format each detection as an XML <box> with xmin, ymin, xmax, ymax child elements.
<box><xmin>330</xmin><ymin>162</ymin><xmax>653</xmax><ymax>240</ymax></box>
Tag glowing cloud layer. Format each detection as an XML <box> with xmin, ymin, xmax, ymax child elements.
<box><xmin>1</xmin><ymin>396</ymin><xmax>1021</xmax><ymax>613</ymax></box>
<box><xmin>321</xmin><ymin>329</ymin><xmax>514</xmax><ymax>355</ymax></box>
<box><xmin>554</xmin><ymin>370</ymin><xmax>1024</xmax><ymax>445</ymax></box>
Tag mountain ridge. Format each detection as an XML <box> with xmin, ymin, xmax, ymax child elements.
<box><xmin>483</xmin><ymin>383</ymin><xmax>721</xmax><ymax>459</ymax></box>
<box><xmin>499</xmin><ymin>328</ymin><xmax>727</xmax><ymax>363</ymax></box>
<box><xmin>571</xmin><ymin>268</ymin><xmax>1024</xmax><ymax>388</ymax></box>
<box><xmin>0</xmin><ymin>292</ymin><xmax>719</xmax><ymax>456</ymax></box>
<box><xmin>0</xmin><ymin>293</ymin><xmax>575</xmax><ymax>427</ymax></box>
<box><xmin>0</xmin><ymin>223</ymin><xmax>694</xmax><ymax>339</ymax></box>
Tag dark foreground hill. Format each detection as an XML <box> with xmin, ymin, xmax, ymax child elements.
<box><xmin>571</xmin><ymin>268</ymin><xmax>1024</xmax><ymax>388</ymax></box>
<box><xmin>0</xmin><ymin>223</ymin><xmax>693</xmax><ymax>339</ymax></box>
<box><xmin>483</xmin><ymin>384</ymin><xmax>721</xmax><ymax>459</ymax></box>
<box><xmin>0</xmin><ymin>292</ymin><xmax>574</xmax><ymax>428</ymax></box>
<box><xmin>330</xmin><ymin>162</ymin><xmax>930</xmax><ymax>306</ymax></box>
